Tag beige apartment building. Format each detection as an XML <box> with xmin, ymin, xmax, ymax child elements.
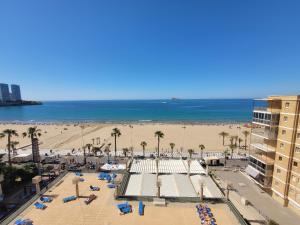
<box><xmin>246</xmin><ymin>95</ymin><xmax>300</xmax><ymax>212</ymax></box>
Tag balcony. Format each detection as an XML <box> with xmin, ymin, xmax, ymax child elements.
<box><xmin>252</xmin><ymin>112</ymin><xmax>280</xmax><ymax>127</ymax></box>
<box><xmin>251</xmin><ymin>143</ymin><xmax>276</xmax><ymax>152</ymax></box>
<box><xmin>249</xmin><ymin>158</ymin><xmax>274</xmax><ymax>177</ymax></box>
<box><xmin>251</xmin><ymin>127</ymin><xmax>278</xmax><ymax>140</ymax></box>
<box><xmin>249</xmin><ymin>151</ymin><xmax>275</xmax><ymax>165</ymax></box>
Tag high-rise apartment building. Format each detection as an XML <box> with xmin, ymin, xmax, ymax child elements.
<box><xmin>10</xmin><ymin>84</ymin><xmax>22</xmax><ymax>101</ymax></box>
<box><xmin>0</xmin><ymin>83</ymin><xmax>10</xmax><ymax>102</ymax></box>
<box><xmin>246</xmin><ymin>95</ymin><xmax>300</xmax><ymax>212</ymax></box>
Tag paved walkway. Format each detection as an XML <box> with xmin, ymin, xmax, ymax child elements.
<box><xmin>214</xmin><ymin>170</ymin><xmax>300</xmax><ymax>225</ymax></box>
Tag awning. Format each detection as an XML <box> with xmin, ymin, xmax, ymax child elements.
<box><xmin>245</xmin><ymin>165</ymin><xmax>260</xmax><ymax>178</ymax></box>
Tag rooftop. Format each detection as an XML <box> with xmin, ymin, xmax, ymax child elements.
<box><xmin>9</xmin><ymin>173</ymin><xmax>240</xmax><ymax>225</ymax></box>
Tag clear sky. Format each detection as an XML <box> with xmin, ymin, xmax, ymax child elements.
<box><xmin>0</xmin><ymin>0</ymin><xmax>299</xmax><ymax>100</ymax></box>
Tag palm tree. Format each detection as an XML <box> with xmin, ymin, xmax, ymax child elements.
<box><xmin>229</xmin><ymin>136</ymin><xmax>235</xmax><ymax>146</ymax></box>
<box><xmin>199</xmin><ymin>144</ymin><xmax>205</xmax><ymax>159</ymax></box>
<box><xmin>233</xmin><ymin>136</ymin><xmax>238</xmax><ymax>146</ymax></box>
<box><xmin>1</xmin><ymin>129</ymin><xmax>18</xmax><ymax>166</ymax></box>
<box><xmin>10</xmin><ymin>141</ymin><xmax>19</xmax><ymax>156</ymax></box>
<box><xmin>188</xmin><ymin>149</ymin><xmax>194</xmax><ymax>159</ymax></box>
<box><xmin>82</xmin><ymin>146</ymin><xmax>87</xmax><ymax>165</ymax></box>
<box><xmin>229</xmin><ymin>143</ymin><xmax>237</xmax><ymax>159</ymax></box>
<box><xmin>122</xmin><ymin>148</ymin><xmax>129</xmax><ymax>157</ymax></box>
<box><xmin>242</xmin><ymin>130</ymin><xmax>250</xmax><ymax>150</ymax></box>
<box><xmin>154</xmin><ymin>131</ymin><xmax>164</xmax><ymax>157</ymax></box>
<box><xmin>140</xmin><ymin>141</ymin><xmax>147</xmax><ymax>157</ymax></box>
<box><xmin>85</xmin><ymin>143</ymin><xmax>93</xmax><ymax>154</ymax></box>
<box><xmin>22</xmin><ymin>126</ymin><xmax>42</xmax><ymax>162</ymax></box>
<box><xmin>219</xmin><ymin>132</ymin><xmax>229</xmax><ymax>146</ymax></box>
<box><xmin>238</xmin><ymin>138</ymin><xmax>243</xmax><ymax>148</ymax></box>
<box><xmin>111</xmin><ymin>128</ymin><xmax>121</xmax><ymax>157</ymax></box>
<box><xmin>170</xmin><ymin>143</ymin><xmax>175</xmax><ymax>158</ymax></box>
<box><xmin>104</xmin><ymin>145</ymin><xmax>111</xmax><ymax>163</ymax></box>
<box><xmin>223</xmin><ymin>149</ymin><xmax>229</xmax><ymax>167</ymax></box>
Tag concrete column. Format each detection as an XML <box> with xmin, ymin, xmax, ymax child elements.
<box><xmin>73</xmin><ymin>177</ymin><xmax>81</xmax><ymax>197</ymax></box>
<box><xmin>32</xmin><ymin>175</ymin><xmax>41</xmax><ymax>194</ymax></box>
<box><xmin>199</xmin><ymin>182</ymin><xmax>204</xmax><ymax>202</ymax></box>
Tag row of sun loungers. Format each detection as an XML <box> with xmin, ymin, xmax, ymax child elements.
<box><xmin>98</xmin><ymin>172</ymin><xmax>117</xmax><ymax>188</ymax></box>
<box><xmin>116</xmin><ymin>201</ymin><xmax>145</xmax><ymax>216</ymax></box>
<box><xmin>63</xmin><ymin>195</ymin><xmax>77</xmax><ymax>203</ymax></box>
<box><xmin>196</xmin><ymin>204</ymin><xmax>216</xmax><ymax>225</ymax></box>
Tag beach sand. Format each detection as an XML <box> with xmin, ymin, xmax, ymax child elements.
<box><xmin>0</xmin><ymin>123</ymin><xmax>250</xmax><ymax>153</ymax></box>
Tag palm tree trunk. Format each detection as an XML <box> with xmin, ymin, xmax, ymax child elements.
<box><xmin>157</xmin><ymin>137</ymin><xmax>160</xmax><ymax>157</ymax></box>
<box><xmin>171</xmin><ymin>148</ymin><xmax>173</xmax><ymax>158</ymax></box>
<box><xmin>83</xmin><ymin>148</ymin><xmax>86</xmax><ymax>165</ymax></box>
<box><xmin>143</xmin><ymin>146</ymin><xmax>145</xmax><ymax>157</ymax></box>
<box><xmin>8</xmin><ymin>135</ymin><xmax>12</xmax><ymax>166</ymax></box>
<box><xmin>114</xmin><ymin>135</ymin><xmax>117</xmax><ymax>157</ymax></box>
<box><xmin>222</xmin><ymin>136</ymin><xmax>225</xmax><ymax>146</ymax></box>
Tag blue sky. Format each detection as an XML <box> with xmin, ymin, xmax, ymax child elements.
<box><xmin>0</xmin><ymin>0</ymin><xmax>299</xmax><ymax>100</ymax></box>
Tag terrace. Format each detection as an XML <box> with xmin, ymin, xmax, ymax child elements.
<box><xmin>7</xmin><ymin>173</ymin><xmax>241</xmax><ymax>225</ymax></box>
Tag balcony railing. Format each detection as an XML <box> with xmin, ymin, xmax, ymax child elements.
<box><xmin>253</xmin><ymin>106</ymin><xmax>269</xmax><ymax>112</ymax></box>
<box><xmin>251</xmin><ymin>128</ymin><xmax>277</xmax><ymax>140</ymax></box>
<box><xmin>249</xmin><ymin>151</ymin><xmax>275</xmax><ymax>165</ymax></box>
<box><xmin>251</xmin><ymin>143</ymin><xmax>276</xmax><ymax>152</ymax></box>
<box><xmin>252</xmin><ymin>118</ymin><xmax>279</xmax><ymax>126</ymax></box>
<box><xmin>249</xmin><ymin>161</ymin><xmax>274</xmax><ymax>176</ymax></box>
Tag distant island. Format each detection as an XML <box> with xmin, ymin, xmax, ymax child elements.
<box><xmin>0</xmin><ymin>100</ymin><xmax>42</xmax><ymax>107</ymax></box>
<box><xmin>0</xmin><ymin>83</ymin><xmax>42</xmax><ymax>107</ymax></box>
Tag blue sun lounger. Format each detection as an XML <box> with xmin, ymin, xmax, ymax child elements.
<box><xmin>117</xmin><ymin>202</ymin><xmax>131</xmax><ymax>215</ymax></box>
<box><xmin>40</xmin><ymin>196</ymin><xmax>53</xmax><ymax>202</ymax></box>
<box><xmin>90</xmin><ymin>185</ymin><xmax>100</xmax><ymax>191</ymax></box>
<box><xmin>107</xmin><ymin>184</ymin><xmax>116</xmax><ymax>188</ymax></box>
<box><xmin>34</xmin><ymin>202</ymin><xmax>47</xmax><ymax>209</ymax></box>
<box><xmin>14</xmin><ymin>219</ymin><xmax>33</xmax><ymax>225</ymax></box>
<box><xmin>75</xmin><ymin>172</ymin><xmax>82</xmax><ymax>176</ymax></box>
<box><xmin>138</xmin><ymin>201</ymin><xmax>144</xmax><ymax>216</ymax></box>
<box><xmin>63</xmin><ymin>195</ymin><xmax>77</xmax><ymax>203</ymax></box>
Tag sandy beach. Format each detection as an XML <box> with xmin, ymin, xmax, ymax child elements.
<box><xmin>0</xmin><ymin>123</ymin><xmax>250</xmax><ymax>154</ymax></box>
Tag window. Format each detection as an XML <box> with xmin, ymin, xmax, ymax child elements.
<box><xmin>282</xmin><ymin>130</ymin><xmax>286</xmax><ymax>135</ymax></box>
<box><xmin>293</xmin><ymin>161</ymin><xmax>298</xmax><ymax>167</ymax></box>
<box><xmin>279</xmin><ymin>156</ymin><xmax>283</xmax><ymax>161</ymax></box>
<box><xmin>290</xmin><ymin>188</ymin><xmax>295</xmax><ymax>193</ymax></box>
<box><xmin>295</xmin><ymin>147</ymin><xmax>300</xmax><ymax>153</ymax></box>
<box><xmin>284</xmin><ymin>116</ymin><xmax>288</xmax><ymax>122</ymax></box>
<box><xmin>274</xmin><ymin>181</ymin><xmax>279</xmax><ymax>186</ymax></box>
<box><xmin>277</xmin><ymin>168</ymin><xmax>281</xmax><ymax>173</ymax></box>
<box><xmin>297</xmin><ymin>133</ymin><xmax>300</xmax><ymax>139</ymax></box>
<box><xmin>280</xmin><ymin>143</ymin><xmax>284</xmax><ymax>149</ymax></box>
<box><xmin>285</xmin><ymin>102</ymin><xmax>290</xmax><ymax>108</ymax></box>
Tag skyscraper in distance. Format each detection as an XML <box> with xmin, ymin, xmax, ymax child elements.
<box><xmin>0</xmin><ymin>83</ymin><xmax>10</xmax><ymax>102</ymax></box>
<box><xmin>10</xmin><ymin>84</ymin><xmax>22</xmax><ymax>101</ymax></box>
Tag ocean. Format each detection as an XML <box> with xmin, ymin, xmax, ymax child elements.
<box><xmin>0</xmin><ymin>99</ymin><xmax>253</xmax><ymax>123</ymax></box>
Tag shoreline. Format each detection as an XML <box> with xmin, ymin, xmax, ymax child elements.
<box><xmin>0</xmin><ymin>120</ymin><xmax>251</xmax><ymax>126</ymax></box>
